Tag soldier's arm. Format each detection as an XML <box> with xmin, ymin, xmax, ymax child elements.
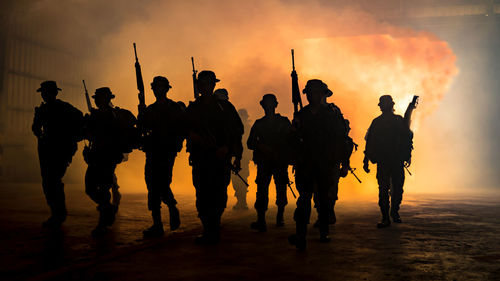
<box><xmin>32</xmin><ymin>106</ymin><xmax>43</xmax><ymax>137</ymax></box>
<box><xmin>246</xmin><ymin>122</ymin><xmax>258</xmax><ymax>151</ymax></box>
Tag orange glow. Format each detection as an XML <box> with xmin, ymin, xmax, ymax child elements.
<box><xmin>86</xmin><ymin>1</ymin><xmax>458</xmax><ymax>199</ymax></box>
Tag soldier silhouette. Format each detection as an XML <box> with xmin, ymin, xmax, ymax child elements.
<box><xmin>83</xmin><ymin>87</ymin><xmax>138</xmax><ymax>236</ymax></box>
<box><xmin>288</xmin><ymin>80</ymin><xmax>347</xmax><ymax>250</ymax></box>
<box><xmin>213</xmin><ymin>89</ymin><xmax>250</xmax><ymax>209</ymax></box>
<box><xmin>363</xmin><ymin>95</ymin><xmax>414</xmax><ymax>228</ymax></box>
<box><xmin>232</xmin><ymin>108</ymin><xmax>251</xmax><ymax>210</ymax></box>
<box><xmin>138</xmin><ymin>76</ymin><xmax>185</xmax><ymax>237</ymax></box>
<box><xmin>32</xmin><ymin>81</ymin><xmax>84</xmax><ymax>228</ymax></box>
<box><xmin>248</xmin><ymin>94</ymin><xmax>292</xmax><ymax>231</ymax></box>
<box><xmin>312</xmin><ymin>93</ymin><xmax>352</xmax><ymax>227</ymax></box>
<box><xmin>186</xmin><ymin>71</ymin><xmax>243</xmax><ymax>244</ymax></box>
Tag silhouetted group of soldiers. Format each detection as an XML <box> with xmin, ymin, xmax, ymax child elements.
<box><xmin>32</xmin><ymin>67</ymin><xmax>417</xmax><ymax>249</ymax></box>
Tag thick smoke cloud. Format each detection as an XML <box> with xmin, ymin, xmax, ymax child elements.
<box><xmin>9</xmin><ymin>0</ymin><xmax>463</xmax><ymax>197</ymax></box>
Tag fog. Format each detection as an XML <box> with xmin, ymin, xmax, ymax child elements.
<box><xmin>6</xmin><ymin>0</ymin><xmax>496</xmax><ymax>199</ymax></box>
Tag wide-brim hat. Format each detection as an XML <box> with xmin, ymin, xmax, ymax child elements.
<box><xmin>303</xmin><ymin>79</ymin><xmax>332</xmax><ymax>97</ymax></box>
<box><xmin>214</xmin><ymin>88</ymin><xmax>229</xmax><ymax>101</ymax></box>
<box><xmin>37</xmin><ymin>80</ymin><xmax>61</xmax><ymax>92</ymax></box>
<box><xmin>198</xmin><ymin>70</ymin><xmax>220</xmax><ymax>83</ymax></box>
<box><xmin>151</xmin><ymin>76</ymin><xmax>172</xmax><ymax>88</ymax></box>
<box><xmin>378</xmin><ymin>95</ymin><xmax>394</xmax><ymax>106</ymax></box>
<box><xmin>260</xmin><ymin>93</ymin><xmax>278</xmax><ymax>107</ymax></box>
<box><xmin>92</xmin><ymin>87</ymin><xmax>115</xmax><ymax>99</ymax></box>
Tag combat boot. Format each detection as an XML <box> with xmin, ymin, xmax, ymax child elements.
<box><xmin>106</xmin><ymin>204</ymin><xmax>118</xmax><ymax>226</ymax></box>
<box><xmin>276</xmin><ymin>206</ymin><xmax>285</xmax><ymax>227</ymax></box>
<box><xmin>143</xmin><ymin>224</ymin><xmax>164</xmax><ymax>238</ymax></box>
<box><xmin>169</xmin><ymin>205</ymin><xmax>181</xmax><ymax>231</ymax></box>
<box><xmin>289</xmin><ymin>222</ymin><xmax>307</xmax><ymax>250</ymax></box>
<box><xmin>377</xmin><ymin>210</ymin><xmax>391</xmax><ymax>229</ymax></box>
<box><xmin>92</xmin><ymin>207</ymin><xmax>109</xmax><ymax>237</ymax></box>
<box><xmin>390</xmin><ymin>208</ymin><xmax>402</xmax><ymax>223</ymax></box>
<box><xmin>143</xmin><ymin>210</ymin><xmax>164</xmax><ymax>238</ymax></box>
<box><xmin>250</xmin><ymin>210</ymin><xmax>267</xmax><ymax>232</ymax></box>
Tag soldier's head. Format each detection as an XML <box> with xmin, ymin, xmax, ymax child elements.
<box><xmin>37</xmin><ymin>81</ymin><xmax>61</xmax><ymax>102</ymax></box>
<box><xmin>303</xmin><ymin>79</ymin><xmax>331</xmax><ymax>105</ymax></box>
<box><xmin>378</xmin><ymin>95</ymin><xmax>395</xmax><ymax>113</ymax></box>
<box><xmin>260</xmin><ymin>93</ymin><xmax>278</xmax><ymax>114</ymax></box>
<box><xmin>238</xmin><ymin>108</ymin><xmax>249</xmax><ymax>121</ymax></box>
<box><xmin>92</xmin><ymin>87</ymin><xmax>115</xmax><ymax>109</ymax></box>
<box><xmin>151</xmin><ymin>76</ymin><xmax>172</xmax><ymax>99</ymax></box>
<box><xmin>214</xmin><ymin>88</ymin><xmax>229</xmax><ymax>101</ymax></box>
<box><xmin>197</xmin><ymin>70</ymin><xmax>219</xmax><ymax>95</ymax></box>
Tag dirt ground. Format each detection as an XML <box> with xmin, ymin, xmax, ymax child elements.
<box><xmin>0</xmin><ymin>184</ymin><xmax>499</xmax><ymax>281</ymax></box>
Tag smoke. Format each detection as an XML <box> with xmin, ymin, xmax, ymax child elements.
<box><xmin>10</xmin><ymin>0</ymin><xmax>461</xmax><ymax>197</ymax></box>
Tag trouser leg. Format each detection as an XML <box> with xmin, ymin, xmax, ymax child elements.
<box><xmin>40</xmin><ymin>155</ymin><xmax>69</xmax><ymax>221</ymax></box>
<box><xmin>254</xmin><ymin>164</ymin><xmax>272</xmax><ymax>212</ymax></box>
<box><xmin>193</xmin><ymin>160</ymin><xmax>230</xmax><ymax>240</ymax></box>
<box><xmin>390</xmin><ymin>162</ymin><xmax>405</xmax><ymax>217</ymax></box>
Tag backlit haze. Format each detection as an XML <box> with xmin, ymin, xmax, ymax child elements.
<box><xmin>14</xmin><ymin>0</ymin><xmax>477</xmax><ymax>200</ymax></box>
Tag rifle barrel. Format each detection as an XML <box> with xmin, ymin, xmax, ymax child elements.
<box><xmin>133</xmin><ymin>43</ymin><xmax>138</xmax><ymax>61</ymax></box>
<box><xmin>291</xmin><ymin>49</ymin><xmax>295</xmax><ymax>71</ymax></box>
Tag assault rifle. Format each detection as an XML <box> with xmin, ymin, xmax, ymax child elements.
<box><xmin>82</xmin><ymin>80</ymin><xmax>93</xmax><ymax>112</ymax></box>
<box><xmin>191</xmin><ymin>57</ymin><xmax>199</xmax><ymax>99</ymax></box>
<box><xmin>133</xmin><ymin>43</ymin><xmax>146</xmax><ymax>114</ymax></box>
<box><xmin>403</xmin><ymin>95</ymin><xmax>420</xmax><ymax>176</ymax></box>
<box><xmin>291</xmin><ymin>49</ymin><xmax>303</xmax><ymax>115</ymax></box>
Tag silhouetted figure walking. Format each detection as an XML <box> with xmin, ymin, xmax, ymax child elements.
<box><xmin>83</xmin><ymin>87</ymin><xmax>138</xmax><ymax>236</ymax></box>
<box><xmin>138</xmin><ymin>76</ymin><xmax>186</xmax><ymax>237</ymax></box>
<box><xmin>248</xmin><ymin>94</ymin><xmax>292</xmax><ymax>231</ymax></box>
<box><xmin>232</xmin><ymin>108</ymin><xmax>251</xmax><ymax>210</ymax></box>
<box><xmin>313</xmin><ymin>96</ymin><xmax>352</xmax><ymax>227</ymax></box>
<box><xmin>288</xmin><ymin>80</ymin><xmax>347</xmax><ymax>250</ymax></box>
<box><xmin>32</xmin><ymin>81</ymin><xmax>84</xmax><ymax>228</ymax></box>
<box><xmin>186</xmin><ymin>71</ymin><xmax>243</xmax><ymax>244</ymax></box>
<box><xmin>363</xmin><ymin>95</ymin><xmax>415</xmax><ymax>228</ymax></box>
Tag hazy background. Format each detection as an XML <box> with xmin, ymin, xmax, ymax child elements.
<box><xmin>1</xmin><ymin>0</ymin><xmax>499</xmax><ymax>201</ymax></box>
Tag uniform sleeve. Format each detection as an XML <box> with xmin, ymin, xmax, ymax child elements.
<box><xmin>364</xmin><ymin>120</ymin><xmax>375</xmax><ymax>159</ymax></box>
<box><xmin>226</xmin><ymin>102</ymin><xmax>244</xmax><ymax>159</ymax></box>
<box><xmin>247</xmin><ymin>121</ymin><xmax>258</xmax><ymax>151</ymax></box>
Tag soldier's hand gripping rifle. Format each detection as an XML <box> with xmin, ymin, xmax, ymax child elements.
<box><xmin>291</xmin><ymin>49</ymin><xmax>303</xmax><ymax>115</ymax></box>
<box><xmin>83</xmin><ymin>80</ymin><xmax>93</xmax><ymax>112</ymax></box>
<box><xmin>133</xmin><ymin>43</ymin><xmax>146</xmax><ymax>115</ymax></box>
<box><xmin>191</xmin><ymin>57</ymin><xmax>199</xmax><ymax>99</ymax></box>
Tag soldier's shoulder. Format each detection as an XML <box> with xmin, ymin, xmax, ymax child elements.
<box><xmin>115</xmin><ymin>107</ymin><xmax>136</xmax><ymax>119</ymax></box>
<box><xmin>57</xmin><ymin>99</ymin><xmax>83</xmax><ymax>115</ymax></box>
<box><xmin>276</xmin><ymin>114</ymin><xmax>291</xmax><ymax>123</ymax></box>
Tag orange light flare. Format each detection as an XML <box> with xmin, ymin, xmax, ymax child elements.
<box><xmin>91</xmin><ymin>1</ymin><xmax>458</xmax><ymax>200</ymax></box>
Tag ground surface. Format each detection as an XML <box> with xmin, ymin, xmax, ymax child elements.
<box><xmin>0</xmin><ymin>184</ymin><xmax>499</xmax><ymax>281</ymax></box>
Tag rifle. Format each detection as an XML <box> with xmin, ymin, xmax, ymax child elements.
<box><xmin>231</xmin><ymin>166</ymin><xmax>250</xmax><ymax>187</ymax></box>
<box><xmin>348</xmin><ymin>167</ymin><xmax>362</xmax><ymax>183</ymax></box>
<box><xmin>287</xmin><ymin>180</ymin><xmax>297</xmax><ymax>199</ymax></box>
<box><xmin>404</xmin><ymin>95</ymin><xmax>419</xmax><ymax>128</ymax></box>
<box><xmin>82</xmin><ymin>80</ymin><xmax>93</xmax><ymax>112</ymax></box>
<box><xmin>403</xmin><ymin>95</ymin><xmax>419</xmax><ymax>176</ymax></box>
<box><xmin>291</xmin><ymin>49</ymin><xmax>303</xmax><ymax>115</ymax></box>
<box><xmin>133</xmin><ymin>43</ymin><xmax>146</xmax><ymax>114</ymax></box>
<box><xmin>191</xmin><ymin>57</ymin><xmax>199</xmax><ymax>99</ymax></box>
